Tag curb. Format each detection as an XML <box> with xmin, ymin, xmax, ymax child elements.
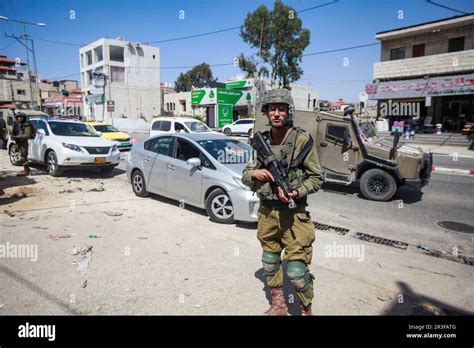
<box><xmin>432</xmin><ymin>165</ymin><xmax>474</xmax><ymax>176</ymax></box>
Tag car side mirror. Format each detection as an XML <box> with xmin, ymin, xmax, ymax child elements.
<box><xmin>37</xmin><ymin>129</ymin><xmax>46</xmax><ymax>136</ymax></box>
<box><xmin>96</xmin><ymin>131</ymin><xmax>102</xmax><ymax>136</ymax></box>
<box><xmin>187</xmin><ymin>157</ymin><xmax>201</xmax><ymax>167</ymax></box>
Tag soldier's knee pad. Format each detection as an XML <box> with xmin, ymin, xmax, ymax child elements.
<box><xmin>287</xmin><ymin>261</ymin><xmax>310</xmax><ymax>292</ymax></box>
<box><xmin>262</xmin><ymin>251</ymin><xmax>281</xmax><ymax>276</ymax></box>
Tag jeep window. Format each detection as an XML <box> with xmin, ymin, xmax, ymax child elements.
<box><xmin>326</xmin><ymin>124</ymin><xmax>348</xmax><ymax>142</ymax></box>
<box><xmin>359</xmin><ymin>122</ymin><xmax>378</xmax><ymax>139</ymax></box>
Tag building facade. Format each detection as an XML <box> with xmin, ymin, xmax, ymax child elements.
<box><xmin>366</xmin><ymin>14</ymin><xmax>474</xmax><ymax>132</ymax></box>
<box><xmin>163</xmin><ymin>78</ymin><xmax>319</xmax><ymax>128</ymax></box>
<box><xmin>79</xmin><ymin>37</ymin><xmax>161</xmax><ymax>122</ymax></box>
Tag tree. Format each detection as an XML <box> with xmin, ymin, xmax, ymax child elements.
<box><xmin>237</xmin><ymin>53</ymin><xmax>269</xmax><ymax>79</ymax></box>
<box><xmin>174</xmin><ymin>63</ymin><xmax>217</xmax><ymax>92</ymax></box>
<box><xmin>240</xmin><ymin>0</ymin><xmax>310</xmax><ymax>88</ymax></box>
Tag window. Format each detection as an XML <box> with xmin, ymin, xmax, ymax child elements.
<box><xmin>35</xmin><ymin>120</ymin><xmax>49</xmax><ymax>135</ymax></box>
<box><xmin>86</xmin><ymin>70</ymin><xmax>93</xmax><ymax>85</ymax></box>
<box><xmin>175</xmin><ymin>138</ymin><xmax>214</xmax><ymax>168</ymax></box>
<box><xmin>175</xmin><ymin>122</ymin><xmax>188</xmax><ymax>133</ymax></box>
<box><xmin>17</xmin><ymin>72</ymin><xmax>24</xmax><ymax>78</ymax></box>
<box><xmin>152</xmin><ymin>120</ymin><xmax>161</xmax><ymax>130</ymax></box>
<box><xmin>390</xmin><ymin>47</ymin><xmax>405</xmax><ymax>60</ymax></box>
<box><xmin>94</xmin><ymin>46</ymin><xmax>103</xmax><ymax>62</ymax></box>
<box><xmin>80</xmin><ymin>53</ymin><xmax>84</xmax><ymax>68</ymax></box>
<box><xmin>86</xmin><ymin>50</ymin><xmax>93</xmax><ymax>65</ymax></box>
<box><xmin>412</xmin><ymin>44</ymin><xmax>425</xmax><ymax>57</ymax></box>
<box><xmin>180</xmin><ymin>100</ymin><xmax>186</xmax><ymax>112</ymax></box>
<box><xmin>144</xmin><ymin>136</ymin><xmax>173</xmax><ymax>156</ymax></box>
<box><xmin>110</xmin><ymin>46</ymin><xmax>124</xmax><ymax>62</ymax></box>
<box><xmin>110</xmin><ymin>66</ymin><xmax>125</xmax><ymax>83</ymax></box>
<box><xmin>326</xmin><ymin>124</ymin><xmax>348</xmax><ymax>142</ymax></box>
<box><xmin>448</xmin><ymin>37</ymin><xmax>464</xmax><ymax>53</ymax></box>
<box><xmin>17</xmin><ymin>89</ymin><xmax>26</xmax><ymax>95</ymax></box>
<box><xmin>151</xmin><ymin>120</ymin><xmax>172</xmax><ymax>131</ymax></box>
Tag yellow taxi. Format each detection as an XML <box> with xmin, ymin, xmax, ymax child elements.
<box><xmin>86</xmin><ymin>121</ymin><xmax>132</xmax><ymax>150</ymax></box>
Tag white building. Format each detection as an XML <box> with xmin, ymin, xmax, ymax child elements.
<box><xmin>163</xmin><ymin>91</ymin><xmax>206</xmax><ymax>118</ymax></box>
<box><xmin>79</xmin><ymin>37</ymin><xmax>160</xmax><ymax>122</ymax></box>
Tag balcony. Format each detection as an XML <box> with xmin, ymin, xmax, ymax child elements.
<box><xmin>374</xmin><ymin>49</ymin><xmax>474</xmax><ymax>80</ymax></box>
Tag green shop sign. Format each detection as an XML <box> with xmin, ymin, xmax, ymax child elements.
<box><xmin>217</xmin><ymin>103</ymin><xmax>233</xmax><ymax>128</ymax></box>
<box><xmin>225</xmin><ymin>79</ymin><xmax>254</xmax><ymax>89</ymax></box>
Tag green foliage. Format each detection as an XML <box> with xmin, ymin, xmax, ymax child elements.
<box><xmin>174</xmin><ymin>63</ymin><xmax>218</xmax><ymax>92</ymax></box>
<box><xmin>240</xmin><ymin>0</ymin><xmax>310</xmax><ymax>87</ymax></box>
<box><xmin>237</xmin><ymin>53</ymin><xmax>269</xmax><ymax>79</ymax></box>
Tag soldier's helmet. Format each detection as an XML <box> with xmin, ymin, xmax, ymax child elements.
<box><xmin>15</xmin><ymin>112</ymin><xmax>27</xmax><ymax>119</ymax></box>
<box><xmin>260</xmin><ymin>89</ymin><xmax>294</xmax><ymax>126</ymax></box>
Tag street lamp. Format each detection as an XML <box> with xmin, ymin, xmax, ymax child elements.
<box><xmin>0</xmin><ymin>16</ymin><xmax>46</xmax><ymax>110</ymax></box>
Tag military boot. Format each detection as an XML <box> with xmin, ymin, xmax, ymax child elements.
<box><xmin>300</xmin><ymin>303</ymin><xmax>313</xmax><ymax>316</ymax></box>
<box><xmin>264</xmin><ymin>288</ymin><xmax>288</xmax><ymax>316</ymax></box>
<box><xmin>17</xmin><ymin>166</ymin><xmax>31</xmax><ymax>177</ymax></box>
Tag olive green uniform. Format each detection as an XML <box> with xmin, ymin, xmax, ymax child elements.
<box><xmin>11</xmin><ymin>122</ymin><xmax>34</xmax><ymax>165</ymax></box>
<box><xmin>242</xmin><ymin>127</ymin><xmax>323</xmax><ymax>306</ymax></box>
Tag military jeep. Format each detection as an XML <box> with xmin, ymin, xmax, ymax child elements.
<box><xmin>254</xmin><ymin>107</ymin><xmax>432</xmax><ymax>201</ymax></box>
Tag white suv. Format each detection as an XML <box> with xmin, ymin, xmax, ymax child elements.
<box><xmin>222</xmin><ymin>118</ymin><xmax>255</xmax><ymax>137</ymax></box>
<box><xmin>150</xmin><ymin>117</ymin><xmax>214</xmax><ymax>137</ymax></box>
<box><xmin>8</xmin><ymin>118</ymin><xmax>120</xmax><ymax>176</ymax></box>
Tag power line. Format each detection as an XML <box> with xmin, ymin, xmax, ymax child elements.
<box><xmin>0</xmin><ymin>40</ymin><xmax>16</xmax><ymax>50</ymax></box>
<box><xmin>425</xmin><ymin>0</ymin><xmax>468</xmax><ymax>14</ymax></box>
<box><xmin>28</xmin><ymin>1</ymin><xmax>339</xmax><ymax>47</ymax></box>
<box><xmin>303</xmin><ymin>43</ymin><xmax>380</xmax><ymax>56</ymax></box>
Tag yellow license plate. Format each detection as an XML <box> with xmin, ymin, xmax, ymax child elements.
<box><xmin>95</xmin><ymin>157</ymin><xmax>106</xmax><ymax>164</ymax></box>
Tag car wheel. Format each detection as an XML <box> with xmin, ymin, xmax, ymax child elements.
<box><xmin>360</xmin><ymin>168</ymin><xmax>397</xmax><ymax>201</ymax></box>
<box><xmin>9</xmin><ymin>144</ymin><xmax>23</xmax><ymax>166</ymax></box>
<box><xmin>46</xmin><ymin>151</ymin><xmax>63</xmax><ymax>177</ymax></box>
<box><xmin>206</xmin><ymin>188</ymin><xmax>235</xmax><ymax>224</ymax></box>
<box><xmin>100</xmin><ymin>166</ymin><xmax>115</xmax><ymax>173</ymax></box>
<box><xmin>131</xmin><ymin>170</ymin><xmax>149</xmax><ymax>197</ymax></box>
<box><xmin>223</xmin><ymin>128</ymin><xmax>232</xmax><ymax>136</ymax></box>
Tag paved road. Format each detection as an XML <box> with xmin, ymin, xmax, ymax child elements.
<box><xmin>121</xmin><ymin>131</ymin><xmax>473</xmax><ymax>258</ymax></box>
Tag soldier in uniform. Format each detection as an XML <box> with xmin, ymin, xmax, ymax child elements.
<box><xmin>10</xmin><ymin>112</ymin><xmax>34</xmax><ymax>176</ymax></box>
<box><xmin>242</xmin><ymin>89</ymin><xmax>323</xmax><ymax>316</ymax></box>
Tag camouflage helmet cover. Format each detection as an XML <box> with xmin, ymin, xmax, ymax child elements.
<box><xmin>260</xmin><ymin>88</ymin><xmax>294</xmax><ymax>114</ymax></box>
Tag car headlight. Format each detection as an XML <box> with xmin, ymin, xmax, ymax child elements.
<box><xmin>112</xmin><ymin>145</ymin><xmax>118</xmax><ymax>152</ymax></box>
<box><xmin>233</xmin><ymin>176</ymin><xmax>251</xmax><ymax>191</ymax></box>
<box><xmin>62</xmin><ymin>143</ymin><xmax>83</xmax><ymax>152</ymax></box>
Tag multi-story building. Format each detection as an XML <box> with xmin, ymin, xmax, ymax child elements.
<box><xmin>0</xmin><ymin>53</ymin><xmax>36</xmax><ymax>109</ymax></box>
<box><xmin>365</xmin><ymin>13</ymin><xmax>474</xmax><ymax>132</ymax></box>
<box><xmin>79</xmin><ymin>37</ymin><xmax>160</xmax><ymax>121</ymax></box>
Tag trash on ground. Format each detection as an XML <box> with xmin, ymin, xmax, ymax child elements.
<box><xmin>88</xmin><ymin>187</ymin><xmax>105</xmax><ymax>192</ymax></box>
<box><xmin>87</xmin><ymin>234</ymin><xmax>100</xmax><ymax>239</ymax></box>
<box><xmin>377</xmin><ymin>295</ymin><xmax>392</xmax><ymax>301</ymax></box>
<box><xmin>418</xmin><ymin>244</ymin><xmax>430</xmax><ymax>251</ymax></box>
<box><xmin>48</xmin><ymin>234</ymin><xmax>72</xmax><ymax>240</ymax></box>
<box><xmin>138</xmin><ymin>236</ymin><xmax>148</xmax><ymax>240</ymax></box>
<box><xmin>81</xmin><ymin>279</ymin><xmax>88</xmax><ymax>288</ymax></box>
<box><xmin>4</xmin><ymin>210</ymin><xmax>24</xmax><ymax>217</ymax></box>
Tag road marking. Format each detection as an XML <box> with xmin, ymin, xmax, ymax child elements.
<box><xmin>432</xmin><ymin>165</ymin><xmax>474</xmax><ymax>176</ymax></box>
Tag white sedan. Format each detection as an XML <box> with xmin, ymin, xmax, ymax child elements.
<box><xmin>8</xmin><ymin>118</ymin><xmax>120</xmax><ymax>176</ymax></box>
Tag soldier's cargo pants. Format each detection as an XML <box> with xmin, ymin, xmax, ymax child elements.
<box><xmin>257</xmin><ymin>204</ymin><xmax>315</xmax><ymax>306</ymax></box>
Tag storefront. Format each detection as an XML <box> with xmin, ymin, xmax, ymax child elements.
<box><xmin>366</xmin><ymin>73</ymin><xmax>474</xmax><ymax>132</ymax></box>
<box><xmin>191</xmin><ymin>86</ymin><xmax>253</xmax><ymax>128</ymax></box>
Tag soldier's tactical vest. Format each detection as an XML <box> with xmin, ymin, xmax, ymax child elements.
<box><xmin>255</xmin><ymin>127</ymin><xmax>309</xmax><ymax>202</ymax></box>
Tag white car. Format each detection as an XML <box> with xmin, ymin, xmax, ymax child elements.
<box><xmin>8</xmin><ymin>117</ymin><xmax>120</xmax><ymax>176</ymax></box>
<box><xmin>222</xmin><ymin>118</ymin><xmax>255</xmax><ymax>137</ymax></box>
<box><xmin>150</xmin><ymin>117</ymin><xmax>214</xmax><ymax>137</ymax></box>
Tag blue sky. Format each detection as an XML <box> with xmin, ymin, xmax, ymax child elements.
<box><xmin>0</xmin><ymin>0</ymin><xmax>473</xmax><ymax>102</ymax></box>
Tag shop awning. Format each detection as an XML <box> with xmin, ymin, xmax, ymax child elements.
<box><xmin>366</xmin><ymin>73</ymin><xmax>474</xmax><ymax>100</ymax></box>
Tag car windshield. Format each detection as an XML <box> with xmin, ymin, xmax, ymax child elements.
<box><xmin>359</xmin><ymin>122</ymin><xmax>379</xmax><ymax>140</ymax></box>
<box><xmin>49</xmin><ymin>122</ymin><xmax>98</xmax><ymax>137</ymax></box>
<box><xmin>93</xmin><ymin>124</ymin><xmax>120</xmax><ymax>133</ymax></box>
<box><xmin>198</xmin><ymin>139</ymin><xmax>253</xmax><ymax>164</ymax></box>
<box><xmin>184</xmin><ymin>121</ymin><xmax>211</xmax><ymax>133</ymax></box>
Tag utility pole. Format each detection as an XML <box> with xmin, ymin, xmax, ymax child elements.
<box><xmin>1</xmin><ymin>16</ymin><xmax>46</xmax><ymax>110</ymax></box>
<box><xmin>108</xmin><ymin>64</ymin><xmax>113</xmax><ymax>125</ymax></box>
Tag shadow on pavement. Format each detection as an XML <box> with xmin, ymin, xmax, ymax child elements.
<box><xmin>0</xmin><ymin>264</ymin><xmax>81</xmax><ymax>315</ymax></box>
<box><xmin>383</xmin><ymin>281</ymin><xmax>473</xmax><ymax>315</ymax></box>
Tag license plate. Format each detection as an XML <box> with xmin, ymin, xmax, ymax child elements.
<box><xmin>120</xmin><ymin>141</ymin><xmax>131</xmax><ymax>147</ymax></box>
<box><xmin>95</xmin><ymin>157</ymin><xmax>106</xmax><ymax>164</ymax></box>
